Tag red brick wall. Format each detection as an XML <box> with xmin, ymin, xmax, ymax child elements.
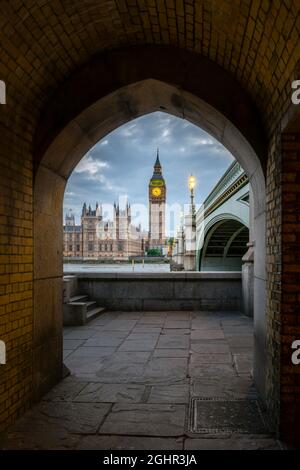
<box><xmin>281</xmin><ymin>132</ymin><xmax>300</xmax><ymax>446</ymax></box>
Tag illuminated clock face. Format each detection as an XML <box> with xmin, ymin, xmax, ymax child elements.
<box><xmin>152</xmin><ymin>187</ymin><xmax>162</xmax><ymax>197</ymax></box>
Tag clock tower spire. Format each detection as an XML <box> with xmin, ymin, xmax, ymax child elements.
<box><xmin>154</xmin><ymin>148</ymin><xmax>162</xmax><ymax>173</ymax></box>
<box><xmin>149</xmin><ymin>149</ymin><xmax>166</xmax><ymax>251</ymax></box>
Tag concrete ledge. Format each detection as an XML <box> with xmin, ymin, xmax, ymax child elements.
<box><xmin>65</xmin><ymin>272</ymin><xmax>242</xmax><ymax>311</ymax></box>
<box><xmin>64</xmin><ymin>271</ymin><xmax>242</xmax><ymax>280</ymax></box>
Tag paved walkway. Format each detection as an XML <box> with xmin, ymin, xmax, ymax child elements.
<box><xmin>1</xmin><ymin>311</ymin><xmax>281</xmax><ymax>450</ymax></box>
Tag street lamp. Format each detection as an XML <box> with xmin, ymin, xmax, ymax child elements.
<box><xmin>188</xmin><ymin>174</ymin><xmax>196</xmax><ymax>214</ymax></box>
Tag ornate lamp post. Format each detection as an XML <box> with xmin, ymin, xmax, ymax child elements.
<box><xmin>189</xmin><ymin>174</ymin><xmax>196</xmax><ymax>216</ymax></box>
<box><xmin>183</xmin><ymin>174</ymin><xmax>197</xmax><ymax>271</ymax></box>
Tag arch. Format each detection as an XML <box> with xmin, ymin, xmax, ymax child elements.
<box><xmin>197</xmin><ymin>212</ymin><xmax>249</xmax><ymax>245</ymax></box>
<box><xmin>199</xmin><ymin>219</ymin><xmax>249</xmax><ymax>271</ymax></box>
<box><xmin>196</xmin><ymin>212</ymin><xmax>249</xmax><ymax>269</ymax></box>
<box><xmin>224</xmin><ymin>225</ymin><xmax>247</xmax><ymax>258</ymax></box>
<box><xmin>33</xmin><ymin>77</ymin><xmax>267</xmax><ymax>403</ymax></box>
<box><xmin>33</xmin><ymin>46</ymin><xmax>267</xmax><ymax>170</ymax></box>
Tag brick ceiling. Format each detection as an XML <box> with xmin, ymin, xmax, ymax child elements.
<box><xmin>1</xmin><ymin>1</ymin><xmax>300</xmax><ymax>134</ymax></box>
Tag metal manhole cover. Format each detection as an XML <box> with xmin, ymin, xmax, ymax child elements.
<box><xmin>188</xmin><ymin>398</ymin><xmax>268</xmax><ymax>434</ymax></box>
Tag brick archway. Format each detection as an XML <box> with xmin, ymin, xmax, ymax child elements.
<box><xmin>1</xmin><ymin>2</ymin><xmax>299</xmax><ymax>443</ymax></box>
<box><xmin>33</xmin><ymin>75</ymin><xmax>268</xmax><ymax>413</ymax></box>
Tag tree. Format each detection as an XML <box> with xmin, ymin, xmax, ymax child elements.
<box><xmin>146</xmin><ymin>247</ymin><xmax>162</xmax><ymax>257</ymax></box>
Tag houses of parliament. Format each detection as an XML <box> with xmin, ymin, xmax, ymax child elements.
<box><xmin>63</xmin><ymin>152</ymin><xmax>167</xmax><ymax>259</ymax></box>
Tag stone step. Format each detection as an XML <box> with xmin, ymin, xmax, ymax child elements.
<box><xmin>86</xmin><ymin>306</ymin><xmax>106</xmax><ymax>322</ymax></box>
<box><xmin>86</xmin><ymin>300</ymin><xmax>97</xmax><ymax>311</ymax></box>
<box><xmin>64</xmin><ymin>294</ymin><xmax>105</xmax><ymax>326</ymax></box>
<box><xmin>69</xmin><ymin>294</ymin><xmax>89</xmax><ymax>303</ymax></box>
<box><xmin>67</xmin><ymin>300</ymin><xmax>97</xmax><ymax>310</ymax></box>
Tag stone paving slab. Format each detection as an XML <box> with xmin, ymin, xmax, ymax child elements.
<box><xmin>137</xmin><ymin>318</ymin><xmax>165</xmax><ymax>325</ymax></box>
<box><xmin>164</xmin><ymin>320</ymin><xmax>191</xmax><ymax>329</ymax></box>
<box><xmin>133</xmin><ymin>325</ymin><xmax>162</xmax><ymax>332</ymax></box>
<box><xmin>167</xmin><ymin>312</ymin><xmax>191</xmax><ymax>319</ymax></box>
<box><xmin>69</xmin><ymin>346</ymin><xmax>116</xmax><ymax>357</ymax></box>
<box><xmin>191</xmin><ymin>329</ymin><xmax>225</xmax><ymax>340</ymax></box>
<box><xmin>106</xmin><ymin>351</ymin><xmax>152</xmax><ymax>363</ymax></box>
<box><xmin>92</xmin><ymin>319</ymin><xmax>117</xmax><ymax>327</ymax></box>
<box><xmin>126</xmin><ymin>332</ymin><xmax>161</xmax><ymax>340</ymax></box>
<box><xmin>118</xmin><ymin>339</ymin><xmax>158</xmax><ymax>351</ymax></box>
<box><xmin>157</xmin><ymin>335</ymin><xmax>190</xmax><ymax>349</ymax></box>
<box><xmin>220</xmin><ymin>318</ymin><xmax>253</xmax><ymax>326</ymax></box>
<box><xmin>63</xmin><ymin>329</ymin><xmax>98</xmax><ymax>340</ymax></box>
<box><xmin>1</xmin><ymin>310</ymin><xmax>276</xmax><ymax>450</ymax></box>
<box><xmin>64</xmin><ymin>356</ymin><xmax>105</xmax><ymax>375</ymax></box>
<box><xmin>228</xmin><ymin>346</ymin><xmax>253</xmax><ymax>355</ymax></box>
<box><xmin>91</xmin><ymin>329</ymin><xmax>130</xmax><ymax>338</ymax></box>
<box><xmin>74</xmin><ymin>383</ymin><xmax>146</xmax><ymax>403</ymax></box>
<box><xmin>222</xmin><ymin>327</ymin><xmax>253</xmax><ymax>336</ymax></box>
<box><xmin>115</xmin><ymin>313</ymin><xmax>144</xmax><ymax>320</ymax></box>
<box><xmin>189</xmin><ymin>362</ymin><xmax>237</xmax><ymax>379</ymax></box>
<box><xmin>1</xmin><ymin>430</ymin><xmax>81</xmax><ymax>450</ymax></box>
<box><xmin>63</xmin><ymin>350</ymin><xmax>73</xmax><ymax>360</ymax></box>
<box><xmin>162</xmin><ymin>328</ymin><xmax>190</xmax><ymax>335</ymax></box>
<box><xmin>95</xmin><ymin>363</ymin><xmax>146</xmax><ymax>382</ymax></box>
<box><xmin>190</xmin><ymin>353</ymin><xmax>232</xmax><ymax>364</ymax></box>
<box><xmin>226</xmin><ymin>336</ymin><xmax>253</xmax><ymax>348</ymax></box>
<box><xmin>100</xmin><ymin>404</ymin><xmax>186</xmax><ymax>436</ymax></box>
<box><xmin>63</xmin><ymin>339</ymin><xmax>84</xmax><ymax>350</ymax></box>
<box><xmin>191</xmin><ymin>321</ymin><xmax>221</xmax><ymax>330</ymax></box>
<box><xmin>153</xmin><ymin>348</ymin><xmax>190</xmax><ymax>358</ymax></box>
<box><xmin>233</xmin><ymin>354</ymin><xmax>253</xmax><ymax>375</ymax></box>
<box><xmin>190</xmin><ymin>341</ymin><xmax>231</xmax><ymax>354</ymax></box>
<box><xmin>148</xmin><ymin>384</ymin><xmax>190</xmax><ymax>404</ymax></box>
<box><xmin>142</xmin><ymin>358</ymin><xmax>188</xmax><ymax>381</ymax></box>
<box><xmin>102</xmin><ymin>320</ymin><xmax>138</xmax><ymax>331</ymax></box>
<box><xmin>11</xmin><ymin>402</ymin><xmax>111</xmax><ymax>434</ymax></box>
<box><xmin>84</xmin><ymin>336</ymin><xmax>126</xmax><ymax>347</ymax></box>
<box><xmin>42</xmin><ymin>378</ymin><xmax>88</xmax><ymax>402</ymax></box>
<box><xmin>192</xmin><ymin>377</ymin><xmax>257</xmax><ymax>399</ymax></box>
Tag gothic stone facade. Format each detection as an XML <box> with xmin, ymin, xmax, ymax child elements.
<box><xmin>64</xmin><ymin>153</ymin><xmax>167</xmax><ymax>259</ymax></box>
<box><xmin>63</xmin><ymin>203</ymin><xmax>146</xmax><ymax>260</ymax></box>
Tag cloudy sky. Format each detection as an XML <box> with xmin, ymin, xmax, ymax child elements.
<box><xmin>64</xmin><ymin>111</ymin><xmax>234</xmax><ymax>235</ymax></box>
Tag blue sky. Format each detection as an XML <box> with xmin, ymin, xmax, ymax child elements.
<box><xmin>64</xmin><ymin>111</ymin><xmax>234</xmax><ymax>234</ymax></box>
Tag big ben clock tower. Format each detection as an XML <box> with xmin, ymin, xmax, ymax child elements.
<box><xmin>149</xmin><ymin>149</ymin><xmax>166</xmax><ymax>250</ymax></box>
